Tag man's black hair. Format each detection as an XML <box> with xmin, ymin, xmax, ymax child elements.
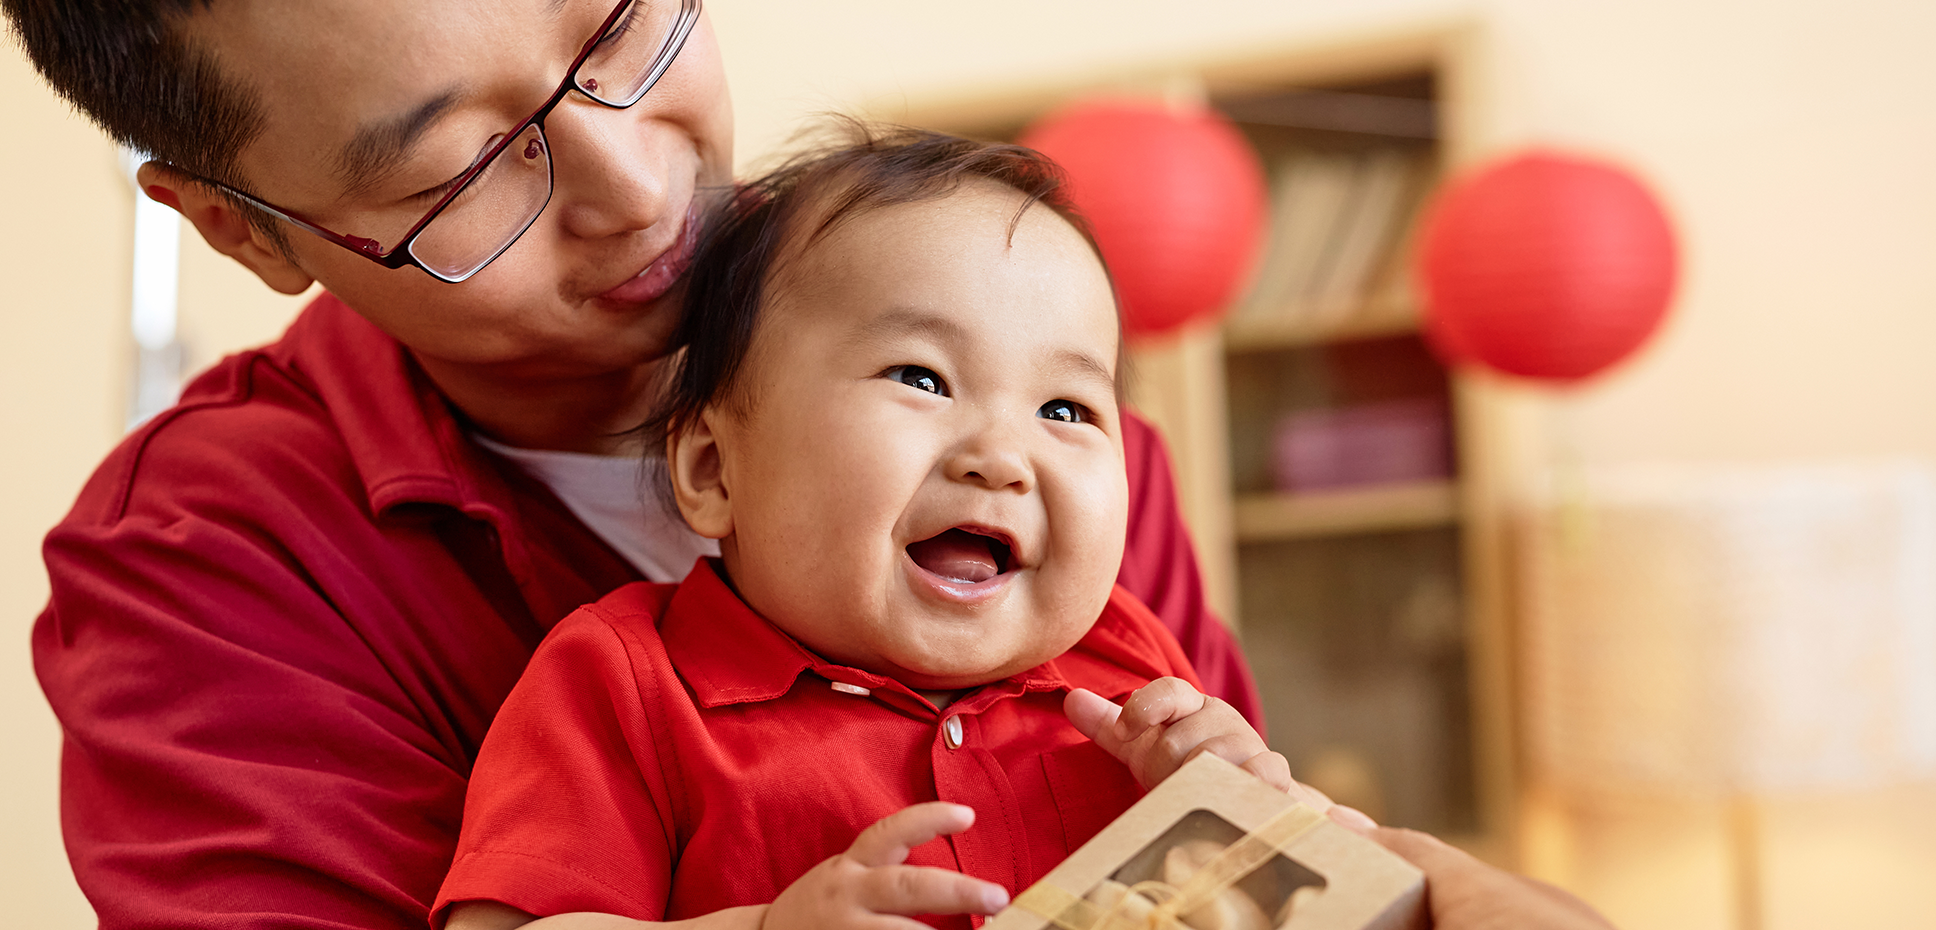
<box><xmin>6</xmin><ymin>0</ymin><xmax>285</xmax><ymax>246</ymax></box>
<box><xmin>647</xmin><ymin>121</ymin><xmax>1120</xmax><ymax>450</ymax></box>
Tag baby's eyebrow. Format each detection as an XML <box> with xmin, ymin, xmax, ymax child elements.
<box><xmin>843</xmin><ymin>308</ymin><xmax>1114</xmax><ymax>394</ymax></box>
<box><xmin>842</xmin><ymin>308</ymin><xmax>969</xmax><ymax>351</ymax></box>
<box><xmin>1045</xmin><ymin>347</ymin><xmax>1116</xmax><ymax>394</ymax></box>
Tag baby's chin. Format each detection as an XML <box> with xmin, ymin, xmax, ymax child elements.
<box><xmin>872</xmin><ymin>633</ymin><xmax>1092</xmax><ymax>692</ymax></box>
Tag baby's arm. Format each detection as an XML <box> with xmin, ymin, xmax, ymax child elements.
<box><xmin>443</xmin><ymin>802</ymin><xmax>1008</xmax><ymax>930</ymax></box>
<box><xmin>1066</xmin><ymin>679</ymin><xmax>1333</xmax><ymax>809</ymax></box>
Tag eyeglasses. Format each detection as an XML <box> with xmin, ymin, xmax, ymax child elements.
<box><xmin>184</xmin><ymin>0</ymin><xmax>702</xmax><ymax>283</ymax></box>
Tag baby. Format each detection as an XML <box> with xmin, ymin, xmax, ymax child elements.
<box><xmin>435</xmin><ymin>126</ymin><xmax>1319</xmax><ymax>930</ymax></box>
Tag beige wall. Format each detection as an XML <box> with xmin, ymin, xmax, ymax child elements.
<box><xmin>1</xmin><ymin>37</ymin><xmax>129</xmax><ymax>929</ymax></box>
<box><xmin>5</xmin><ymin>0</ymin><xmax>1934</xmax><ymax>926</ymax></box>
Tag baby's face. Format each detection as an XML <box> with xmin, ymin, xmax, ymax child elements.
<box><xmin>697</xmin><ymin>179</ymin><xmax>1127</xmax><ymax>690</ymax></box>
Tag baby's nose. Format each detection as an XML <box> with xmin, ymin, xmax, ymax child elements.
<box><xmin>946</xmin><ymin>424</ymin><xmax>1034</xmax><ymax>492</ymax></box>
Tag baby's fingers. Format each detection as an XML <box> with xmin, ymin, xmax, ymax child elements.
<box><xmin>1227</xmin><ymin>749</ymin><xmax>1335</xmax><ymax>811</ymax></box>
<box><xmin>1115</xmin><ymin>677</ymin><xmax>1207</xmax><ymax>742</ymax></box>
<box><xmin>847</xmin><ymin>802</ymin><xmax>976</xmax><ymax>868</ymax></box>
<box><xmin>860</xmin><ymin>864</ymin><xmax>1010</xmax><ymax>918</ymax></box>
<box><xmin>1236</xmin><ymin>748</ymin><xmax>1295</xmax><ymax>795</ymax></box>
<box><xmin>1283</xmin><ymin>773</ymin><xmax>1335</xmax><ymax>812</ymax></box>
<box><xmin>1065</xmin><ymin>689</ymin><xmax>1124</xmax><ymax>747</ymax></box>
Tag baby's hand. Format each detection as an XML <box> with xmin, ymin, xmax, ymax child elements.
<box><xmin>761</xmin><ymin>802</ymin><xmax>1010</xmax><ymax>930</ymax></box>
<box><xmin>1065</xmin><ymin>679</ymin><xmax>1331</xmax><ymax>810</ymax></box>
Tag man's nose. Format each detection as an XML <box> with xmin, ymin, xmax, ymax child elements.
<box><xmin>541</xmin><ymin>96</ymin><xmax>674</xmax><ymax>240</ymax></box>
<box><xmin>945</xmin><ymin>415</ymin><xmax>1036</xmax><ymax>493</ymax></box>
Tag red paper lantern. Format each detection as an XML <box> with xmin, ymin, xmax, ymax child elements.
<box><xmin>1416</xmin><ymin>150</ymin><xmax>1679</xmax><ymax>382</ymax></box>
<box><xmin>1019</xmin><ymin>98</ymin><xmax>1267</xmax><ymax>340</ymax></box>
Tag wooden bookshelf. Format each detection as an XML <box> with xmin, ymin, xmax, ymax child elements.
<box><xmin>1234</xmin><ymin>480</ymin><xmax>1460</xmax><ymax>542</ymax></box>
<box><xmin>1221</xmin><ymin>277</ymin><xmax>1423</xmax><ymax>353</ymax></box>
<box><xmin>1222</xmin><ymin>309</ymin><xmax>1420</xmax><ymax>354</ymax></box>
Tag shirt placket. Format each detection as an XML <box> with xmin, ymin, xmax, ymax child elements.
<box><xmin>932</xmin><ymin>691</ymin><xmax>1037</xmax><ymax>912</ymax></box>
<box><xmin>816</xmin><ymin>672</ymin><xmax>1059</xmax><ymax>914</ymax></box>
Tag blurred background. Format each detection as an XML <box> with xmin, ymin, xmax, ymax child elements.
<box><xmin>4</xmin><ymin>1</ymin><xmax>1934</xmax><ymax>927</ymax></box>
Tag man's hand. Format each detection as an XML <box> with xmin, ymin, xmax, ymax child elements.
<box><xmin>761</xmin><ymin>802</ymin><xmax>1010</xmax><ymax>930</ymax></box>
<box><xmin>1064</xmin><ymin>678</ymin><xmax>1330</xmax><ymax>810</ymax></box>
<box><xmin>1322</xmin><ymin>807</ymin><xmax>1618</xmax><ymax>930</ymax></box>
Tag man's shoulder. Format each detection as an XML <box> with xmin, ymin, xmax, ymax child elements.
<box><xmin>59</xmin><ymin>292</ymin><xmax>448</xmax><ymax>533</ymax></box>
<box><xmin>61</xmin><ymin>347</ymin><xmax>353</xmax><ymax>530</ymax></box>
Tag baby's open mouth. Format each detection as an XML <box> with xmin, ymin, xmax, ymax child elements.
<box><xmin>906</xmin><ymin>527</ymin><xmax>1013</xmax><ymax>585</ymax></box>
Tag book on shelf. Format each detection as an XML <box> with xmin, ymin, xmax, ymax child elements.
<box><xmin>1305</xmin><ymin>148</ymin><xmax>1417</xmax><ymax>330</ymax></box>
<box><xmin>1229</xmin><ymin>146</ymin><xmax>1433</xmax><ymax>342</ymax></box>
<box><xmin>1231</xmin><ymin>151</ymin><xmax>1356</xmax><ymax>331</ymax></box>
<box><xmin>1271</xmin><ymin>396</ymin><xmax>1453</xmax><ymax>494</ymax></box>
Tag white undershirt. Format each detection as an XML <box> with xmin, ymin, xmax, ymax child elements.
<box><xmin>474</xmin><ymin>435</ymin><xmax>719</xmax><ymax>583</ymax></box>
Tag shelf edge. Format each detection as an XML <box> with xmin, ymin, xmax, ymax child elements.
<box><xmin>1233</xmin><ymin>481</ymin><xmax>1460</xmax><ymax>542</ymax></box>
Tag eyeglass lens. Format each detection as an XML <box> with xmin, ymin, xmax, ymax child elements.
<box><xmin>406</xmin><ymin>0</ymin><xmax>693</xmax><ymax>281</ymax></box>
<box><xmin>410</xmin><ymin>123</ymin><xmax>553</xmax><ymax>280</ymax></box>
<box><xmin>577</xmin><ymin>0</ymin><xmax>692</xmax><ymax>106</ymax></box>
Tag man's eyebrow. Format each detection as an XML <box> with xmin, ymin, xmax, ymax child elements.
<box><xmin>333</xmin><ymin>89</ymin><xmax>465</xmax><ymax>196</ymax></box>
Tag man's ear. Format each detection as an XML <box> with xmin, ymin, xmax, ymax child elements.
<box><xmin>136</xmin><ymin>161</ymin><xmax>315</xmax><ymax>296</ymax></box>
<box><xmin>668</xmin><ymin>410</ymin><xmax>734</xmax><ymax>540</ymax></box>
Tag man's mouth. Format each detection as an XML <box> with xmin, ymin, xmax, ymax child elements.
<box><xmin>597</xmin><ymin>203</ymin><xmax>701</xmax><ymax>305</ymax></box>
<box><xmin>906</xmin><ymin>527</ymin><xmax>1014</xmax><ymax>585</ymax></box>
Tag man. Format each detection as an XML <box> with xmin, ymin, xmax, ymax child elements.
<box><xmin>5</xmin><ymin>1</ymin><xmax>1617</xmax><ymax>928</ymax></box>
<box><xmin>10</xmin><ymin>2</ymin><xmax>1257</xmax><ymax>927</ymax></box>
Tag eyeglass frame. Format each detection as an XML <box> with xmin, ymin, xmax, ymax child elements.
<box><xmin>168</xmin><ymin>0</ymin><xmax>703</xmax><ymax>284</ymax></box>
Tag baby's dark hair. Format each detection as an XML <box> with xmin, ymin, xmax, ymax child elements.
<box><xmin>646</xmin><ymin>121</ymin><xmax>1117</xmax><ymax>447</ymax></box>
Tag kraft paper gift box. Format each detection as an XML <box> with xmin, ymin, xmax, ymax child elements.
<box><xmin>989</xmin><ymin>754</ymin><xmax>1424</xmax><ymax>930</ymax></box>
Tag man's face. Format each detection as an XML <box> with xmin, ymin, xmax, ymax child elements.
<box><xmin>703</xmin><ymin>180</ymin><xmax>1129</xmax><ymax>691</ymax></box>
<box><xmin>186</xmin><ymin>0</ymin><xmax>733</xmax><ymax>379</ymax></box>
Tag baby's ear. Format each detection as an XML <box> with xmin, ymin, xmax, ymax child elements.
<box><xmin>667</xmin><ymin>410</ymin><xmax>733</xmax><ymax>539</ymax></box>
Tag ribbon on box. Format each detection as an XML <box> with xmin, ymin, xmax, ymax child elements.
<box><xmin>1013</xmin><ymin>804</ymin><xmax>1328</xmax><ymax>930</ymax></box>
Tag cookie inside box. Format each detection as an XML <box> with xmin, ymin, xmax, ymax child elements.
<box><xmin>1089</xmin><ymin>809</ymin><xmax>1328</xmax><ymax>930</ymax></box>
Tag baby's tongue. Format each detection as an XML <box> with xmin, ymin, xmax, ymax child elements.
<box><xmin>907</xmin><ymin>529</ymin><xmax>999</xmax><ymax>584</ymax></box>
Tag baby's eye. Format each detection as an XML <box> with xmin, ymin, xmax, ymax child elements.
<box><xmin>885</xmin><ymin>365</ymin><xmax>948</xmax><ymax>396</ymax></box>
<box><xmin>1038</xmin><ymin>400</ymin><xmax>1088</xmax><ymax>424</ymax></box>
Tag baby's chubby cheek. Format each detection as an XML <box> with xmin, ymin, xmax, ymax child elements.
<box><xmin>1024</xmin><ymin>547</ymin><xmax>1125</xmax><ymax>647</ymax></box>
<box><xmin>1047</xmin><ymin>474</ymin><xmax>1130</xmax><ymax>598</ymax></box>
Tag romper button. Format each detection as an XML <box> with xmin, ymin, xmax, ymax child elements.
<box><xmin>942</xmin><ymin>714</ymin><xmax>964</xmax><ymax>749</ymax></box>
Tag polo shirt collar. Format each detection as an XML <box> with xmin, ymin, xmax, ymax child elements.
<box><xmin>660</xmin><ymin>559</ymin><xmax>1158</xmax><ymax>714</ymax></box>
<box><xmin>261</xmin><ymin>293</ymin><xmax>568</xmax><ymax>591</ymax></box>
<box><xmin>273</xmin><ymin>294</ymin><xmax>493</xmax><ymax>518</ymax></box>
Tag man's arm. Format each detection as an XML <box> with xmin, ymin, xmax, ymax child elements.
<box><xmin>37</xmin><ymin>403</ymin><xmax>534</xmax><ymax>930</ymax></box>
<box><xmin>1116</xmin><ymin>410</ymin><xmax>1265</xmax><ymax>732</ymax></box>
<box><xmin>1331</xmin><ymin>813</ymin><xmax>1619</xmax><ymax>930</ymax></box>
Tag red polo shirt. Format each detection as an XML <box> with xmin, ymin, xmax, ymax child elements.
<box><xmin>435</xmin><ymin>560</ymin><xmax>1195</xmax><ymax>927</ymax></box>
<box><xmin>34</xmin><ymin>294</ymin><xmax>1259</xmax><ymax>930</ymax></box>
